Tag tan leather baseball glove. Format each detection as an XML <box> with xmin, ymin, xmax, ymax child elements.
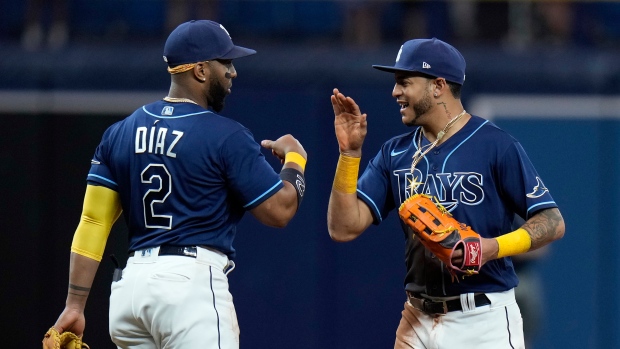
<box><xmin>42</xmin><ymin>327</ymin><xmax>90</xmax><ymax>349</ymax></box>
<box><xmin>398</xmin><ymin>194</ymin><xmax>482</xmax><ymax>281</ymax></box>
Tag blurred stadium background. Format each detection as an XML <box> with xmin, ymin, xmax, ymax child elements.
<box><xmin>1</xmin><ymin>1</ymin><xmax>619</xmax><ymax>348</ymax></box>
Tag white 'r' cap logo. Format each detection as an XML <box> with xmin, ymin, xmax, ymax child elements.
<box><xmin>220</xmin><ymin>24</ymin><xmax>231</xmax><ymax>38</ymax></box>
<box><xmin>395</xmin><ymin>45</ymin><xmax>403</xmax><ymax>62</ymax></box>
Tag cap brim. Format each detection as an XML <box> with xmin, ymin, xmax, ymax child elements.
<box><xmin>372</xmin><ymin>65</ymin><xmax>419</xmax><ymax>73</ymax></box>
<box><xmin>220</xmin><ymin>45</ymin><xmax>257</xmax><ymax>59</ymax></box>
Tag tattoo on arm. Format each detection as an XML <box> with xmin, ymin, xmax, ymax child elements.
<box><xmin>68</xmin><ymin>292</ymin><xmax>88</xmax><ymax>297</ymax></box>
<box><xmin>69</xmin><ymin>283</ymin><xmax>91</xmax><ymax>293</ymax></box>
<box><xmin>522</xmin><ymin>208</ymin><xmax>564</xmax><ymax>249</ymax></box>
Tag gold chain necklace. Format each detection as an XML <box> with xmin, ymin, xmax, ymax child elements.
<box><xmin>410</xmin><ymin>109</ymin><xmax>467</xmax><ymax>175</ymax></box>
<box><xmin>163</xmin><ymin>96</ymin><xmax>199</xmax><ymax>105</ymax></box>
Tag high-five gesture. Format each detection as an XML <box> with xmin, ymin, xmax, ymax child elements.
<box><xmin>328</xmin><ymin>88</ymin><xmax>373</xmax><ymax>243</ymax></box>
<box><xmin>331</xmin><ymin>88</ymin><xmax>367</xmax><ymax>157</ymax></box>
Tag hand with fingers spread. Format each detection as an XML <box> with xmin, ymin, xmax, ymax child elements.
<box><xmin>331</xmin><ymin>88</ymin><xmax>367</xmax><ymax>157</ymax></box>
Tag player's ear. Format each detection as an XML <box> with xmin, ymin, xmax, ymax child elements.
<box><xmin>433</xmin><ymin>78</ymin><xmax>446</xmax><ymax>96</ymax></box>
<box><xmin>194</xmin><ymin>61</ymin><xmax>209</xmax><ymax>82</ymax></box>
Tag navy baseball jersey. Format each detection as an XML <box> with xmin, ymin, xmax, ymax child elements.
<box><xmin>86</xmin><ymin>101</ymin><xmax>283</xmax><ymax>259</ymax></box>
<box><xmin>357</xmin><ymin>115</ymin><xmax>557</xmax><ymax>296</ymax></box>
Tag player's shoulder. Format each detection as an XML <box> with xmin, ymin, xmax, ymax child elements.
<box><xmin>382</xmin><ymin>129</ymin><xmax>417</xmax><ymax>150</ymax></box>
<box><xmin>373</xmin><ymin>130</ymin><xmax>416</xmax><ymax>159</ymax></box>
<box><xmin>98</xmin><ymin>116</ymin><xmax>128</xmax><ymax>141</ymax></box>
<box><xmin>467</xmin><ymin>114</ymin><xmax>518</xmax><ymax>144</ymax></box>
<box><xmin>138</xmin><ymin>100</ymin><xmax>247</xmax><ymax>131</ymax></box>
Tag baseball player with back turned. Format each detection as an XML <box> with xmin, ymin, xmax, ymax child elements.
<box><xmin>44</xmin><ymin>20</ymin><xmax>308</xmax><ymax>348</ymax></box>
<box><xmin>327</xmin><ymin>38</ymin><xmax>565</xmax><ymax>349</ymax></box>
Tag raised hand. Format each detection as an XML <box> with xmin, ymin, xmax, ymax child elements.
<box><xmin>331</xmin><ymin>88</ymin><xmax>367</xmax><ymax>157</ymax></box>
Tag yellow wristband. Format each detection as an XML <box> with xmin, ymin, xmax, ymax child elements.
<box><xmin>333</xmin><ymin>154</ymin><xmax>360</xmax><ymax>194</ymax></box>
<box><xmin>496</xmin><ymin>228</ymin><xmax>532</xmax><ymax>258</ymax></box>
<box><xmin>285</xmin><ymin>152</ymin><xmax>307</xmax><ymax>171</ymax></box>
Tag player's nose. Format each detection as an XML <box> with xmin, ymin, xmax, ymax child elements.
<box><xmin>228</xmin><ymin>65</ymin><xmax>237</xmax><ymax>79</ymax></box>
<box><xmin>392</xmin><ymin>84</ymin><xmax>402</xmax><ymax>98</ymax></box>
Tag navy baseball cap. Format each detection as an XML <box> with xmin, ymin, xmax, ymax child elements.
<box><xmin>163</xmin><ymin>20</ymin><xmax>256</xmax><ymax>66</ymax></box>
<box><xmin>372</xmin><ymin>38</ymin><xmax>466</xmax><ymax>85</ymax></box>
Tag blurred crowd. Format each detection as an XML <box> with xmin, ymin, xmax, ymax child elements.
<box><xmin>4</xmin><ymin>0</ymin><xmax>620</xmax><ymax>51</ymax></box>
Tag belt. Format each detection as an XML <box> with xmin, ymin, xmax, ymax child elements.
<box><xmin>129</xmin><ymin>245</ymin><xmax>198</xmax><ymax>258</ymax></box>
<box><xmin>406</xmin><ymin>291</ymin><xmax>491</xmax><ymax>315</ymax></box>
<box><xmin>128</xmin><ymin>245</ymin><xmax>236</xmax><ymax>275</ymax></box>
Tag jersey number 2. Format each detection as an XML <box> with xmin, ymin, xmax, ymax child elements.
<box><xmin>141</xmin><ymin>164</ymin><xmax>172</xmax><ymax>229</ymax></box>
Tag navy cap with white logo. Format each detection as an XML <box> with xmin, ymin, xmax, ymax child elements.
<box><xmin>372</xmin><ymin>38</ymin><xmax>466</xmax><ymax>85</ymax></box>
<box><xmin>163</xmin><ymin>20</ymin><xmax>256</xmax><ymax>66</ymax></box>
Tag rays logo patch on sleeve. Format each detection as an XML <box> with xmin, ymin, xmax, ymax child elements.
<box><xmin>526</xmin><ymin>177</ymin><xmax>549</xmax><ymax>198</ymax></box>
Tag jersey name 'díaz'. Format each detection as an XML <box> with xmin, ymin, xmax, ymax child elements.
<box><xmin>135</xmin><ymin>126</ymin><xmax>184</xmax><ymax>158</ymax></box>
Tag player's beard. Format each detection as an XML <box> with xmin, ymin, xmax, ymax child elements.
<box><xmin>207</xmin><ymin>77</ymin><xmax>228</xmax><ymax>112</ymax></box>
<box><xmin>404</xmin><ymin>88</ymin><xmax>433</xmax><ymax>127</ymax></box>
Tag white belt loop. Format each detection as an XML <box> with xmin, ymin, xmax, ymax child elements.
<box><xmin>224</xmin><ymin>260</ymin><xmax>236</xmax><ymax>275</ymax></box>
<box><xmin>460</xmin><ymin>292</ymin><xmax>477</xmax><ymax>313</ymax></box>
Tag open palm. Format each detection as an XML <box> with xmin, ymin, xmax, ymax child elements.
<box><xmin>331</xmin><ymin>88</ymin><xmax>367</xmax><ymax>156</ymax></box>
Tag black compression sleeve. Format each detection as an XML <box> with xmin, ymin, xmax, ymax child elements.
<box><xmin>280</xmin><ymin>168</ymin><xmax>305</xmax><ymax>208</ymax></box>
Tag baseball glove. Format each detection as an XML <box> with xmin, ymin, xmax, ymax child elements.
<box><xmin>398</xmin><ymin>194</ymin><xmax>482</xmax><ymax>281</ymax></box>
<box><xmin>42</xmin><ymin>327</ymin><xmax>90</xmax><ymax>349</ymax></box>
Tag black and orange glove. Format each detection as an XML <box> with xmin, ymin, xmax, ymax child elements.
<box><xmin>398</xmin><ymin>194</ymin><xmax>482</xmax><ymax>281</ymax></box>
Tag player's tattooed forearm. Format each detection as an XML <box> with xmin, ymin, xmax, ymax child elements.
<box><xmin>522</xmin><ymin>208</ymin><xmax>563</xmax><ymax>248</ymax></box>
<box><xmin>68</xmin><ymin>292</ymin><xmax>89</xmax><ymax>297</ymax></box>
<box><xmin>69</xmin><ymin>283</ymin><xmax>91</xmax><ymax>293</ymax></box>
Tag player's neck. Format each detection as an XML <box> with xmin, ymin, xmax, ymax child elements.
<box><xmin>422</xmin><ymin>108</ymin><xmax>469</xmax><ymax>144</ymax></box>
<box><xmin>167</xmin><ymin>84</ymin><xmax>208</xmax><ymax>109</ymax></box>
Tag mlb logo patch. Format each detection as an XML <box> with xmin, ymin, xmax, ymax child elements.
<box><xmin>140</xmin><ymin>248</ymin><xmax>153</xmax><ymax>257</ymax></box>
<box><xmin>162</xmin><ymin>106</ymin><xmax>174</xmax><ymax>116</ymax></box>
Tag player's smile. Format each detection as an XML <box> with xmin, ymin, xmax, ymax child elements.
<box><xmin>397</xmin><ymin>100</ymin><xmax>410</xmax><ymax>118</ymax></box>
<box><xmin>398</xmin><ymin>100</ymin><xmax>409</xmax><ymax>111</ymax></box>
<box><xmin>397</xmin><ymin>99</ymin><xmax>415</xmax><ymax>126</ymax></box>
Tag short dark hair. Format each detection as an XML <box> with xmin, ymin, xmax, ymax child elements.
<box><xmin>448</xmin><ymin>82</ymin><xmax>461</xmax><ymax>99</ymax></box>
<box><xmin>421</xmin><ymin>73</ymin><xmax>462</xmax><ymax>99</ymax></box>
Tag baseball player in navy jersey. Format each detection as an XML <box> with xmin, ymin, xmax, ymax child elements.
<box><xmin>327</xmin><ymin>38</ymin><xmax>565</xmax><ymax>349</ymax></box>
<box><xmin>45</xmin><ymin>20</ymin><xmax>308</xmax><ymax>348</ymax></box>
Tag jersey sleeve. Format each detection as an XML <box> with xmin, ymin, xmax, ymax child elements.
<box><xmin>498</xmin><ymin>141</ymin><xmax>558</xmax><ymax>219</ymax></box>
<box><xmin>357</xmin><ymin>147</ymin><xmax>395</xmax><ymax>225</ymax></box>
<box><xmin>221</xmin><ymin>128</ymin><xmax>283</xmax><ymax>210</ymax></box>
<box><xmin>86</xmin><ymin>125</ymin><xmax>119</xmax><ymax>191</ymax></box>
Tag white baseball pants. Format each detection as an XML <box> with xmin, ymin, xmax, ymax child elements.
<box><xmin>394</xmin><ymin>289</ymin><xmax>525</xmax><ymax>349</ymax></box>
<box><xmin>109</xmin><ymin>246</ymin><xmax>239</xmax><ymax>349</ymax></box>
